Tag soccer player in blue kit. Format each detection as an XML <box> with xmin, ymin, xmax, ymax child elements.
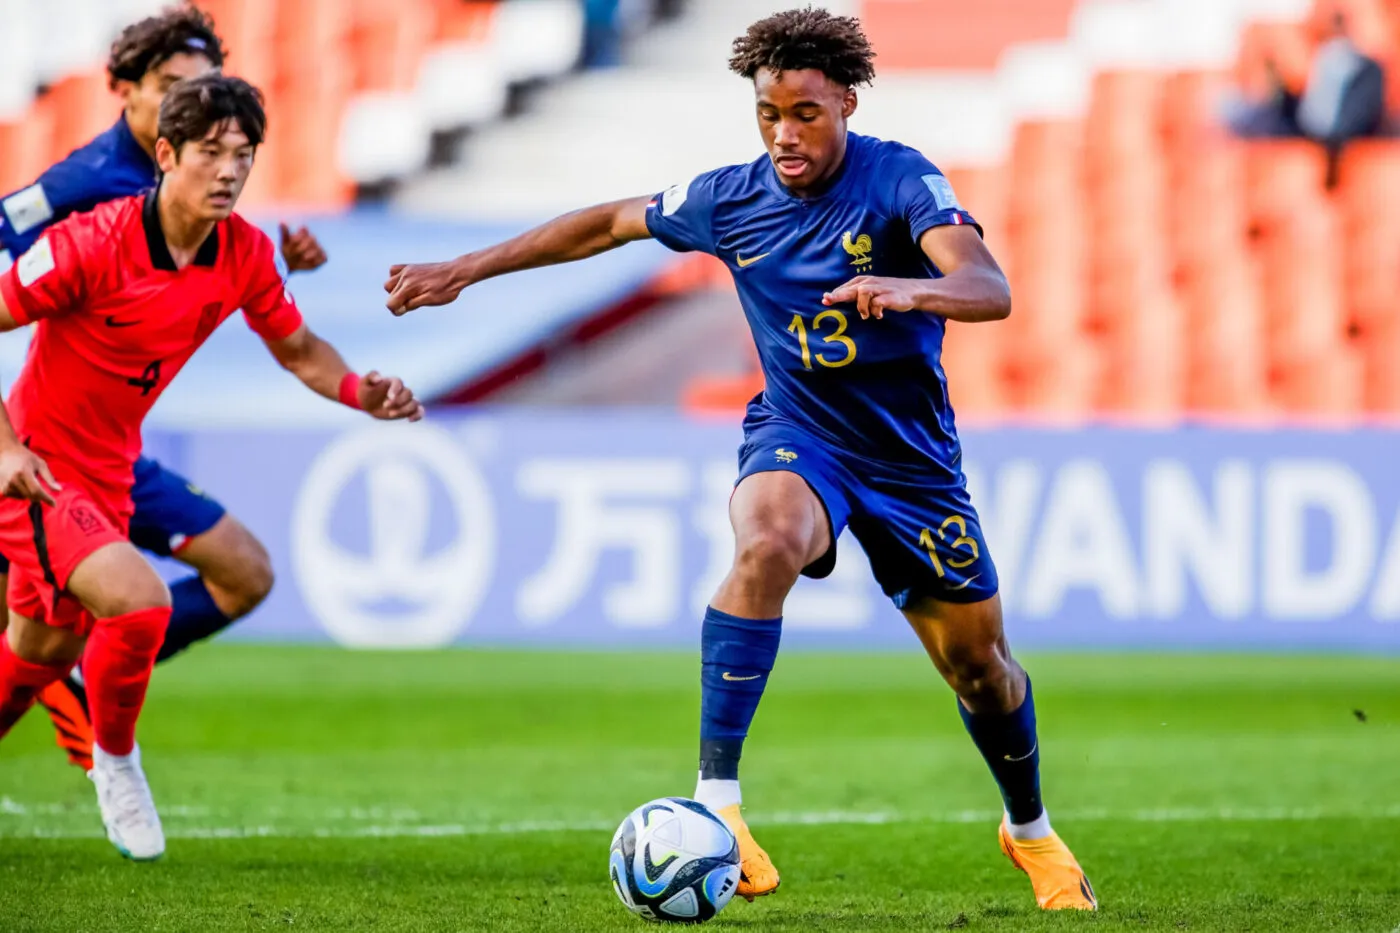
<box><xmin>384</xmin><ymin>7</ymin><xmax>1096</xmax><ymax>912</ymax></box>
<box><xmin>0</xmin><ymin>5</ymin><xmax>328</xmax><ymax>771</ymax></box>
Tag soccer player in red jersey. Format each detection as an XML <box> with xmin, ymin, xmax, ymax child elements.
<box><xmin>0</xmin><ymin>4</ymin><xmax>329</xmax><ymax>775</ymax></box>
<box><xmin>0</xmin><ymin>73</ymin><xmax>423</xmax><ymax>861</ymax></box>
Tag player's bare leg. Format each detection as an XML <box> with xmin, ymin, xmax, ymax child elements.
<box><xmin>13</xmin><ymin>514</ymin><xmax>273</xmax><ymax>772</ymax></box>
<box><xmin>14</xmin><ymin>511</ymin><xmax>272</xmax><ymax>771</ymax></box>
<box><xmin>904</xmin><ymin>595</ymin><xmax>1096</xmax><ymax>911</ymax></box>
<box><xmin>162</xmin><ymin>514</ymin><xmax>274</xmax><ymax>659</ymax></box>
<box><xmin>699</xmin><ymin>470</ymin><xmax>831</xmax><ymax>901</ymax></box>
<box><xmin>66</xmin><ymin>542</ymin><xmax>173</xmax><ymax>861</ymax></box>
<box><xmin>0</xmin><ymin>608</ymin><xmax>85</xmax><ymax>736</ymax></box>
<box><xmin>176</xmin><ymin>515</ymin><xmax>274</xmax><ymax>620</ymax></box>
<box><xmin>0</xmin><ymin>569</ymin><xmax>97</xmax><ymax>769</ymax></box>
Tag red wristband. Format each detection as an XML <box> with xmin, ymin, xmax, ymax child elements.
<box><xmin>338</xmin><ymin>373</ymin><xmax>363</xmax><ymax>410</ymax></box>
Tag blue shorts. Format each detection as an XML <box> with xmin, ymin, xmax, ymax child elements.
<box><xmin>0</xmin><ymin>456</ymin><xmax>227</xmax><ymax>573</ymax></box>
<box><xmin>736</xmin><ymin>408</ymin><xmax>999</xmax><ymax>609</ymax></box>
<box><xmin>127</xmin><ymin>456</ymin><xmax>228</xmax><ymax>557</ymax></box>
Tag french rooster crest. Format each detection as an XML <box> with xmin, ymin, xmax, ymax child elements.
<box><xmin>842</xmin><ymin>231</ymin><xmax>873</xmax><ymax>268</ymax></box>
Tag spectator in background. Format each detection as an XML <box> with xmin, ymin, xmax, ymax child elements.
<box><xmin>1296</xmin><ymin>13</ymin><xmax>1386</xmax><ymax>187</ymax></box>
<box><xmin>1226</xmin><ymin>13</ymin><xmax>1385</xmax><ymax>188</ymax></box>
<box><xmin>582</xmin><ymin>0</ymin><xmax>685</xmax><ymax>69</ymax></box>
<box><xmin>1224</xmin><ymin>57</ymin><xmax>1302</xmax><ymax>138</ymax></box>
<box><xmin>583</xmin><ymin>0</ymin><xmax>624</xmax><ymax>68</ymax></box>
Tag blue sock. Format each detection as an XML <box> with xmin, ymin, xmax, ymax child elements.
<box><xmin>698</xmin><ymin>607</ymin><xmax>782</xmax><ymax>780</ymax></box>
<box><xmin>958</xmin><ymin>676</ymin><xmax>1044</xmax><ymax>825</ymax></box>
<box><xmin>156</xmin><ymin>577</ymin><xmax>235</xmax><ymax>663</ymax></box>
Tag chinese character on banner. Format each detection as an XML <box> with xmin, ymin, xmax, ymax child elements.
<box><xmin>516</xmin><ymin>458</ymin><xmax>690</xmax><ymax>628</ymax></box>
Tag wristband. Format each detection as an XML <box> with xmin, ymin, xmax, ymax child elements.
<box><xmin>338</xmin><ymin>372</ymin><xmax>363</xmax><ymax>410</ymax></box>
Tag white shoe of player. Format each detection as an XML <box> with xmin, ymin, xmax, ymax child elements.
<box><xmin>89</xmin><ymin>743</ymin><xmax>165</xmax><ymax>861</ymax></box>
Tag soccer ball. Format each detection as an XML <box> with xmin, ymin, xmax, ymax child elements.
<box><xmin>609</xmin><ymin>797</ymin><xmax>741</xmax><ymax>923</ymax></box>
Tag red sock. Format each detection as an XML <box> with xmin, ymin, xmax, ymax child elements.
<box><xmin>0</xmin><ymin>639</ymin><xmax>72</xmax><ymax>738</ymax></box>
<box><xmin>83</xmin><ymin>606</ymin><xmax>171</xmax><ymax>756</ymax></box>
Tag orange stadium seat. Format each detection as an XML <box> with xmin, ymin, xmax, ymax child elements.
<box><xmin>434</xmin><ymin>0</ymin><xmax>497</xmax><ymax>43</ymax></box>
<box><xmin>941</xmin><ymin>318</ymin><xmax>1008</xmax><ymax>420</ymax></box>
<box><xmin>0</xmin><ymin>99</ymin><xmax>56</xmax><ymax>196</ymax></box>
<box><xmin>1334</xmin><ymin>141</ymin><xmax>1400</xmax><ymax>334</ymax></box>
<box><xmin>200</xmin><ymin>0</ymin><xmax>278</xmax><ymax>89</ymax></box>
<box><xmin>682</xmin><ymin>371</ymin><xmax>765</xmax><ymax>417</ymax></box>
<box><xmin>1256</xmin><ymin>208</ymin><xmax>1347</xmax><ymax>360</ymax></box>
<box><xmin>937</xmin><ymin>166</ymin><xmax>1012</xmax><ymax>419</ymax></box>
<box><xmin>1182</xmin><ymin>260</ymin><xmax>1270</xmax><ymax>415</ymax></box>
<box><xmin>1361</xmin><ymin>319</ymin><xmax>1400</xmax><ymax>414</ymax></box>
<box><xmin>861</xmin><ymin>0</ymin><xmax>1078</xmax><ymax>71</ymax></box>
<box><xmin>350</xmin><ymin>0</ymin><xmax>436</xmax><ymax>93</ymax></box>
<box><xmin>1235</xmin><ymin>21</ymin><xmax>1314</xmax><ymax>97</ymax></box>
<box><xmin>1269</xmin><ymin>347</ymin><xmax>1366</xmax><ymax>416</ymax></box>
<box><xmin>45</xmin><ymin>72</ymin><xmax>114</xmax><ymax>168</ymax></box>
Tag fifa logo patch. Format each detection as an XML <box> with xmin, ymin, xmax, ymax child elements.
<box><xmin>842</xmin><ymin>231</ymin><xmax>873</xmax><ymax>270</ymax></box>
<box><xmin>775</xmin><ymin>448</ymin><xmax>798</xmax><ymax>464</ymax></box>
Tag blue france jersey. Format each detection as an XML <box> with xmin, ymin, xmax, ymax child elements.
<box><xmin>0</xmin><ymin>117</ymin><xmax>157</xmax><ymax>267</ymax></box>
<box><xmin>646</xmin><ymin>132</ymin><xmax>980</xmax><ymax>477</ymax></box>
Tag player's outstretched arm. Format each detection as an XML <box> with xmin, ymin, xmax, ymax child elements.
<box><xmin>264</xmin><ymin>324</ymin><xmax>425</xmax><ymax>422</ymax></box>
<box><xmin>384</xmin><ymin>195</ymin><xmax>654</xmax><ymax>316</ymax></box>
<box><xmin>822</xmin><ymin>225</ymin><xmax>1011</xmax><ymax>324</ymax></box>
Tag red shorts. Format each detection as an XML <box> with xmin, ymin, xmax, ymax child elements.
<box><xmin>0</xmin><ymin>483</ymin><xmax>129</xmax><ymax>636</ymax></box>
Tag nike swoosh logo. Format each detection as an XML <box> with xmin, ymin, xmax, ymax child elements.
<box><xmin>104</xmin><ymin>316</ymin><xmax>138</xmax><ymax>328</ymax></box>
<box><xmin>947</xmin><ymin>574</ymin><xmax>981</xmax><ymax>592</ymax></box>
<box><xmin>1004</xmin><ymin>742</ymin><xmax>1037</xmax><ymax>762</ymax></box>
<box><xmin>722</xmin><ymin>672</ymin><xmax>762</xmax><ymax>682</ymax></box>
<box><xmin>736</xmin><ymin>253</ymin><xmax>770</xmax><ymax>268</ymax></box>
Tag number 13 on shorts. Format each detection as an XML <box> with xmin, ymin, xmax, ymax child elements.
<box><xmin>918</xmin><ymin>515</ymin><xmax>981</xmax><ymax>579</ymax></box>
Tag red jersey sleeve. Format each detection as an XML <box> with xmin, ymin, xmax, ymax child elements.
<box><xmin>0</xmin><ymin>218</ymin><xmax>92</xmax><ymax>325</ymax></box>
<box><xmin>238</xmin><ymin>226</ymin><xmax>304</xmax><ymax>341</ymax></box>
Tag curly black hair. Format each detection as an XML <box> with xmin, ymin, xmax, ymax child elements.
<box><xmin>107</xmin><ymin>3</ymin><xmax>226</xmax><ymax>90</ymax></box>
<box><xmin>729</xmin><ymin>7</ymin><xmax>876</xmax><ymax>88</ymax></box>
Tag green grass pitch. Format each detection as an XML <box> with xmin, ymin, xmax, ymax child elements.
<box><xmin>1</xmin><ymin>647</ymin><xmax>1396</xmax><ymax>932</ymax></box>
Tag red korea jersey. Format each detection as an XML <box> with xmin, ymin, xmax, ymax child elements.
<box><xmin>0</xmin><ymin>191</ymin><xmax>303</xmax><ymax>513</ymax></box>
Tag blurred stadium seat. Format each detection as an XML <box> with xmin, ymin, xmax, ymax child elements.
<box><xmin>862</xmin><ymin>0</ymin><xmax>1079</xmax><ymax>71</ymax></box>
<box><xmin>0</xmin><ymin>0</ymin><xmax>592</xmax><ymax>204</ymax></box>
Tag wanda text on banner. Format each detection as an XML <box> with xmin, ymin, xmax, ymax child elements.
<box><xmin>146</xmin><ymin>415</ymin><xmax>1400</xmax><ymax>651</ymax></box>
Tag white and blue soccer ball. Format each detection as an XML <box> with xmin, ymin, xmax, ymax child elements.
<box><xmin>609</xmin><ymin>797</ymin><xmax>741</xmax><ymax>924</ymax></box>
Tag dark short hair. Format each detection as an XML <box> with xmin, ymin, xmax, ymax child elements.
<box><xmin>107</xmin><ymin>3</ymin><xmax>226</xmax><ymax>90</ymax></box>
<box><xmin>158</xmin><ymin>73</ymin><xmax>266</xmax><ymax>153</ymax></box>
<box><xmin>729</xmin><ymin>7</ymin><xmax>876</xmax><ymax>88</ymax></box>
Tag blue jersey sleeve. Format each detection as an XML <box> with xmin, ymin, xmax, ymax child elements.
<box><xmin>644</xmin><ymin>169</ymin><xmax>725</xmax><ymax>255</ymax></box>
<box><xmin>884</xmin><ymin>146</ymin><xmax>981</xmax><ymax>243</ymax></box>
<box><xmin>0</xmin><ymin>159</ymin><xmax>123</xmax><ymax>259</ymax></box>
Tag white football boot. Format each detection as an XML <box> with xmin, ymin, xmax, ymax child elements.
<box><xmin>89</xmin><ymin>742</ymin><xmax>165</xmax><ymax>861</ymax></box>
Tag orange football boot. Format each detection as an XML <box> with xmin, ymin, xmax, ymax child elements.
<box><xmin>36</xmin><ymin>678</ymin><xmax>94</xmax><ymax>772</ymax></box>
<box><xmin>715</xmin><ymin>803</ymin><xmax>781</xmax><ymax>900</ymax></box>
<box><xmin>998</xmin><ymin>816</ymin><xmax>1097</xmax><ymax>910</ymax></box>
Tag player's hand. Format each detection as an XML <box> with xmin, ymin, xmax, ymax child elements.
<box><xmin>384</xmin><ymin>260</ymin><xmax>469</xmax><ymax>316</ymax></box>
<box><xmin>0</xmin><ymin>445</ymin><xmax>60</xmax><ymax>507</ymax></box>
<box><xmin>823</xmin><ymin>276</ymin><xmax>925</xmax><ymax>320</ymax></box>
<box><xmin>280</xmin><ymin>223</ymin><xmax>329</xmax><ymax>273</ymax></box>
<box><xmin>359</xmin><ymin>371</ymin><xmax>425</xmax><ymax>422</ymax></box>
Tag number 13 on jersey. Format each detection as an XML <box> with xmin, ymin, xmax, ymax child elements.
<box><xmin>788</xmin><ymin>310</ymin><xmax>856</xmax><ymax>370</ymax></box>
